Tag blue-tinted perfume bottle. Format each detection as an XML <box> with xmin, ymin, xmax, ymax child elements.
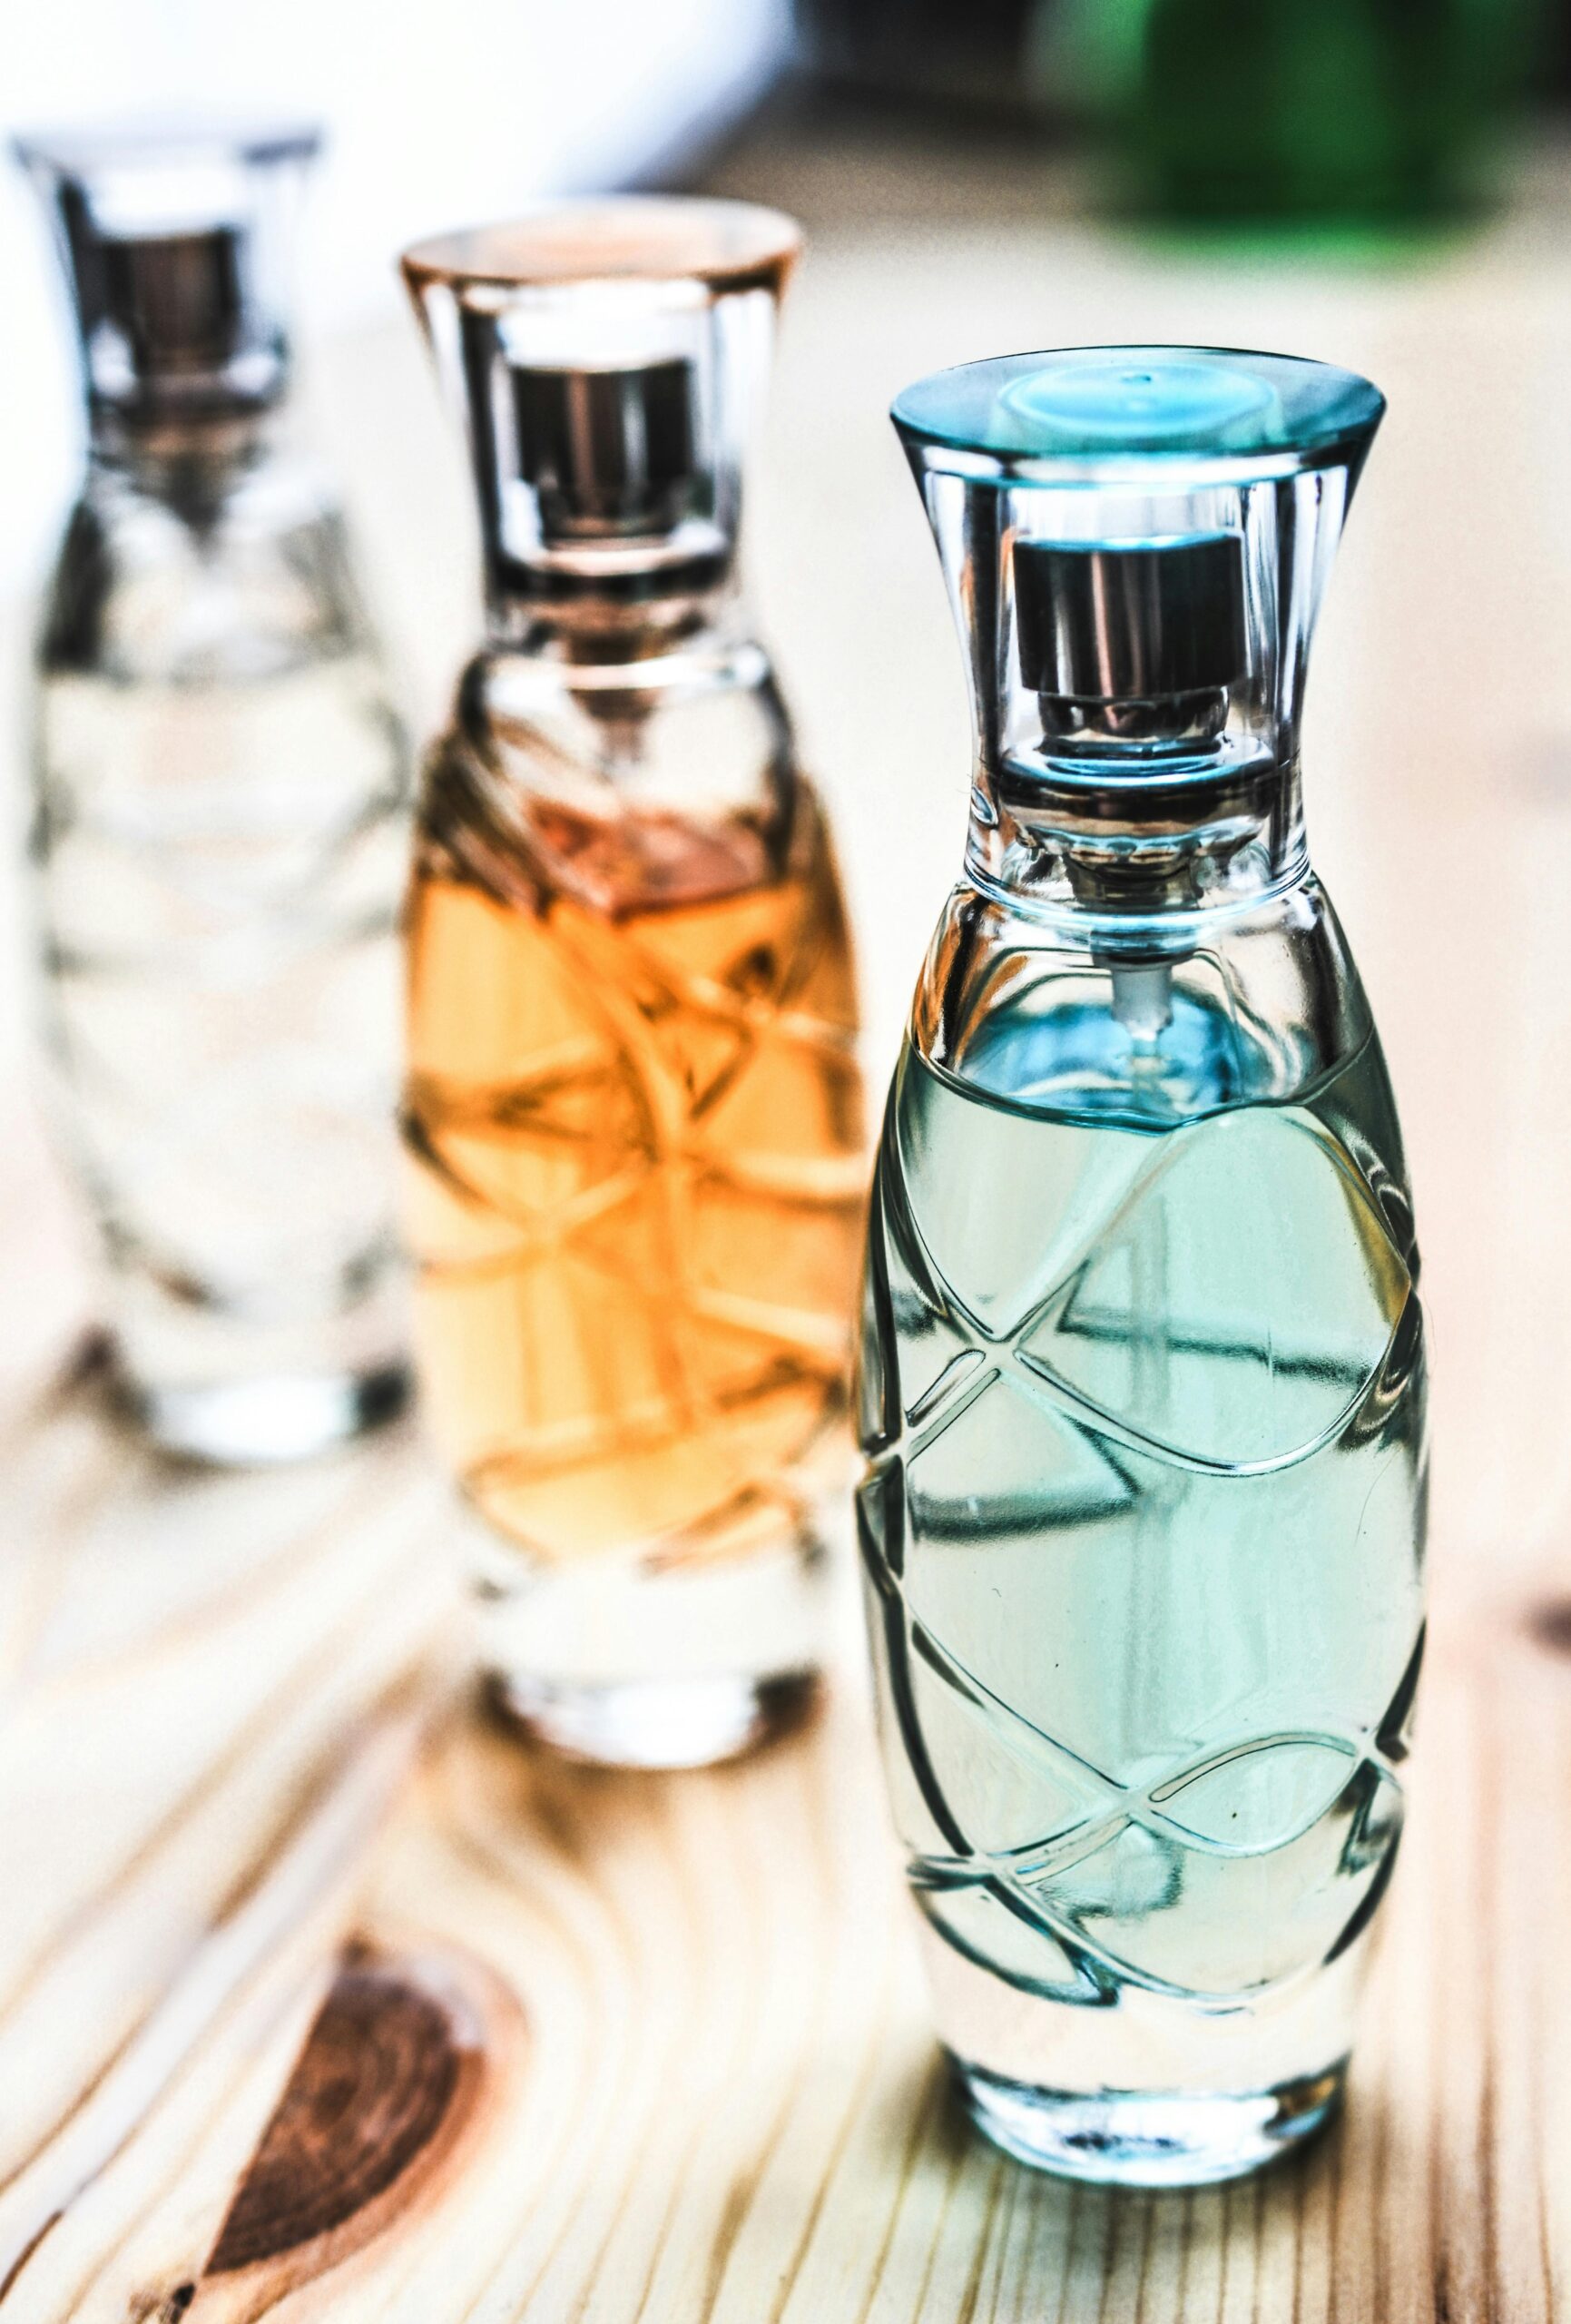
<box><xmin>858</xmin><ymin>349</ymin><xmax>1427</xmax><ymax>2186</ymax></box>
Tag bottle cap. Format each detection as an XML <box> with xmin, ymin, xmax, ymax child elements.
<box><xmin>402</xmin><ymin>197</ymin><xmax>802</xmax><ymax>623</ymax></box>
<box><xmin>893</xmin><ymin>345</ymin><xmax>1384</xmax><ymax>480</ymax></box>
<box><xmin>14</xmin><ymin>117</ymin><xmax>319</xmax><ymax>422</ymax></box>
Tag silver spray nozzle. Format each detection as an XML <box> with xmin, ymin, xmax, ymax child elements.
<box><xmin>1014</xmin><ymin>533</ymin><xmax>1247</xmax><ymax>743</ymax></box>
<box><xmin>511</xmin><ymin>358</ymin><xmax>700</xmax><ymax>546</ymax></box>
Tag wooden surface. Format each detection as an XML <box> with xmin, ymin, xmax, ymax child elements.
<box><xmin>10</xmin><ymin>114</ymin><xmax>1571</xmax><ymax>2320</ymax></box>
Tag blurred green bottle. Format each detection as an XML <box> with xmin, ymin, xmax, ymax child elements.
<box><xmin>1063</xmin><ymin>0</ymin><xmax>1543</xmax><ymax>230</ymax></box>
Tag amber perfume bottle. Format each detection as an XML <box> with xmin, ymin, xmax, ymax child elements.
<box><xmin>401</xmin><ymin>201</ymin><xmax>864</xmax><ymax>1767</ymax></box>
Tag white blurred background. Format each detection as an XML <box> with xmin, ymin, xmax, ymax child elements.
<box><xmin>0</xmin><ymin>0</ymin><xmax>791</xmax><ymax>601</ymax></box>
<box><xmin>0</xmin><ymin>0</ymin><xmax>793</xmax><ymax>1203</ymax></box>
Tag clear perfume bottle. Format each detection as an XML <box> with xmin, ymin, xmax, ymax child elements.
<box><xmin>859</xmin><ymin>349</ymin><xmax>1427</xmax><ymax>2184</ymax></box>
<box><xmin>15</xmin><ymin>122</ymin><xmax>413</xmax><ymax>1463</ymax></box>
<box><xmin>400</xmin><ymin>201</ymin><xmax>865</xmax><ymax>1768</ymax></box>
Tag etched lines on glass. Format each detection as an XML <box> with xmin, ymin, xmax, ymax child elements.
<box><xmin>405</xmin><ymin>794</ymin><xmax>864</xmax><ymax>1570</ymax></box>
<box><xmin>860</xmin><ymin>1039</ymin><xmax>1425</xmax><ymax>2009</ymax></box>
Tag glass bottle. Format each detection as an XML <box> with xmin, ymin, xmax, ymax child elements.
<box><xmin>400</xmin><ymin>200</ymin><xmax>865</xmax><ymax>1768</ymax></box>
<box><xmin>15</xmin><ymin>122</ymin><xmax>413</xmax><ymax>1463</ymax></box>
<box><xmin>858</xmin><ymin>349</ymin><xmax>1427</xmax><ymax>2184</ymax></box>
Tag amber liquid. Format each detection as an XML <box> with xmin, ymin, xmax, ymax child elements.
<box><xmin>404</xmin><ymin>773</ymin><xmax>864</xmax><ymax>1570</ymax></box>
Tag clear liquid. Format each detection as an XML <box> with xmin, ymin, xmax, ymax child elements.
<box><xmin>36</xmin><ymin>648</ymin><xmax>410</xmax><ymax>1432</ymax></box>
<box><xmin>859</xmin><ymin>984</ymin><xmax>1427</xmax><ymax>2127</ymax></box>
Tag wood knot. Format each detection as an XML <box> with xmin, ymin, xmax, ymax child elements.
<box><xmin>203</xmin><ymin>1940</ymin><xmax>518</xmax><ymax>2295</ymax></box>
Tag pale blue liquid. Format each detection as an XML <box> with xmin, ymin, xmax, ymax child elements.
<box><xmin>858</xmin><ymin>979</ymin><xmax>1427</xmax><ymax>2143</ymax></box>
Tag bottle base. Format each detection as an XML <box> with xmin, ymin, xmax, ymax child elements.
<box><xmin>952</xmin><ymin>2054</ymin><xmax>1346</xmax><ymax>2188</ymax></box>
<box><xmin>127</xmin><ymin>1360</ymin><xmax>411</xmax><ymax>1466</ymax></box>
<box><xmin>486</xmin><ymin>1665</ymin><xmax>819</xmax><ymax>1769</ymax></box>
<box><xmin>473</xmin><ymin>1512</ymin><xmax>829</xmax><ymax>1769</ymax></box>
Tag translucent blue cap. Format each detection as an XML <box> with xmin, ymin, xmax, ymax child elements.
<box><xmin>892</xmin><ymin>347</ymin><xmax>1384</xmax><ymax>481</ymax></box>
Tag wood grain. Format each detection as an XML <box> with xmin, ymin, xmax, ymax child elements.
<box><xmin>2</xmin><ymin>1404</ymin><xmax>1567</xmax><ymax>2324</ymax></box>
<box><xmin>9</xmin><ymin>113</ymin><xmax>1571</xmax><ymax>2323</ymax></box>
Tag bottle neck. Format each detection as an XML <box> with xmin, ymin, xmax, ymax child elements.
<box><xmin>966</xmin><ymin>739</ymin><xmax>1309</xmax><ymax>940</ymax></box>
<box><xmin>83</xmin><ymin>397</ymin><xmax>285</xmax><ymax>514</ymax></box>
<box><xmin>470</xmin><ymin>586</ymin><xmax>775</xmax><ymax>755</ymax></box>
<box><xmin>457</xmin><ymin>594</ymin><xmax>791</xmax><ymax>875</ymax></box>
<box><xmin>477</xmin><ymin>521</ymin><xmax>739</xmax><ymax>646</ymax></box>
<box><xmin>483</xmin><ymin>567</ymin><xmax>741</xmax><ymax>665</ymax></box>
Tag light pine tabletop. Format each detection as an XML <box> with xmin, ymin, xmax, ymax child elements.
<box><xmin>5</xmin><ymin>113</ymin><xmax>1571</xmax><ymax>2324</ymax></box>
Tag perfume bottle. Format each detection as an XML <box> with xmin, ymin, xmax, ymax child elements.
<box><xmin>401</xmin><ymin>201</ymin><xmax>865</xmax><ymax>1767</ymax></box>
<box><xmin>858</xmin><ymin>349</ymin><xmax>1427</xmax><ymax>2184</ymax></box>
<box><xmin>16</xmin><ymin>122</ymin><xmax>413</xmax><ymax>1462</ymax></box>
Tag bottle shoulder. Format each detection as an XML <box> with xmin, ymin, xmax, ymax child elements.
<box><xmin>417</xmin><ymin>632</ymin><xmax>809</xmax><ymax>916</ymax></box>
<box><xmin>908</xmin><ymin>874</ymin><xmax>1394</xmax><ymax>1137</ymax></box>
<box><xmin>883</xmin><ymin>875</ymin><xmax>1418</xmax><ymax>1311</ymax></box>
<box><xmin>437</xmin><ymin>632</ymin><xmax>793</xmax><ymax>795</ymax></box>
<box><xmin>38</xmin><ymin>451</ymin><xmax>377</xmax><ymax>684</ymax></box>
<box><xmin>407</xmin><ymin>661</ymin><xmax>860</xmax><ymax>1059</ymax></box>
